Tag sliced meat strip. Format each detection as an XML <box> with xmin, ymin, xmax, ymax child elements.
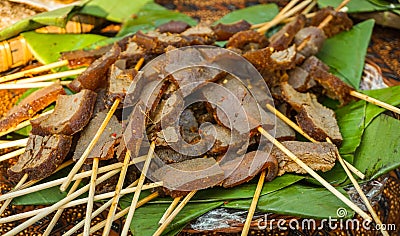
<box><xmin>212</xmin><ymin>20</ymin><xmax>252</xmax><ymax>41</ymax></box>
<box><xmin>72</xmin><ymin>110</ymin><xmax>122</xmax><ymax>162</ymax></box>
<box><xmin>221</xmin><ymin>149</ymin><xmax>278</xmax><ymax>188</ymax></box>
<box><xmin>271</xmin><ymin>141</ymin><xmax>337</xmax><ymax>176</ymax></box>
<box><xmin>0</xmin><ymin>84</ymin><xmax>65</xmax><ymax>132</ymax></box>
<box><xmin>181</xmin><ymin>25</ymin><xmax>217</xmax><ymax>45</ymax></box>
<box><xmin>152</xmin><ymin>158</ymin><xmax>225</xmax><ymax>198</ymax></box>
<box><xmin>134</xmin><ymin>30</ymin><xmax>187</xmax><ymax>54</ymax></box>
<box><xmin>301</xmin><ymin>56</ymin><xmax>354</xmax><ymax>105</ymax></box>
<box><xmin>107</xmin><ymin>60</ymin><xmax>137</xmax><ymax>106</ymax></box>
<box><xmin>309</xmin><ymin>6</ymin><xmax>353</xmax><ymax>37</ymax></box>
<box><xmin>8</xmin><ymin>134</ymin><xmax>72</xmax><ymax>182</ymax></box>
<box><xmin>281</xmin><ymin>82</ymin><xmax>317</xmax><ymax>112</ymax></box>
<box><xmin>269</xmin><ymin>14</ymin><xmax>306</xmax><ymax>51</ymax></box>
<box><xmin>287</xmin><ymin>66</ymin><xmax>316</xmax><ymax>92</ymax></box>
<box><xmin>68</xmin><ymin>43</ymin><xmax>121</xmax><ymax>92</ymax></box>
<box><xmin>157</xmin><ymin>20</ymin><xmax>190</xmax><ymax>34</ymax></box>
<box><xmin>61</xmin><ymin>44</ymin><xmax>112</xmax><ymax>68</ymax></box>
<box><xmin>243</xmin><ymin>45</ymin><xmax>297</xmax><ymax>71</ymax></box>
<box><xmin>226</xmin><ymin>30</ymin><xmax>268</xmax><ymax>51</ymax></box>
<box><xmin>154</xmin><ymin>147</ymin><xmax>194</xmax><ymax>164</ymax></box>
<box><xmin>179</xmin><ymin>108</ymin><xmax>200</xmax><ymax>144</ymax></box>
<box><xmin>31</xmin><ymin>89</ymin><xmax>97</xmax><ymax>136</ymax></box>
<box><xmin>294</xmin><ymin>27</ymin><xmax>327</xmax><ymax>57</ymax></box>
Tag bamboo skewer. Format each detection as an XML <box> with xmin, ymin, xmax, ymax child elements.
<box><xmin>326</xmin><ymin>138</ymin><xmax>389</xmax><ymax>236</ymax></box>
<box><xmin>0</xmin><ymin>147</ymin><xmax>25</xmax><ymax>162</ymax></box>
<box><xmin>43</xmin><ymin>178</ymin><xmax>83</xmax><ymax>236</ymax></box>
<box><xmin>153</xmin><ymin>190</ymin><xmax>197</xmax><ymax>236</ymax></box>
<box><xmin>85</xmin><ymin>192</ymin><xmax>160</xmax><ymax>235</ymax></box>
<box><xmin>102</xmin><ymin>151</ymin><xmax>132</xmax><ymax>236</ymax></box>
<box><xmin>13</xmin><ymin>68</ymin><xmax>85</xmax><ymax>84</ymax></box>
<box><xmin>257</xmin><ymin>127</ymin><xmax>371</xmax><ymax>221</ymax></box>
<box><xmin>251</xmin><ymin>0</ymin><xmax>299</xmax><ymax>29</ymax></box>
<box><xmin>121</xmin><ymin>141</ymin><xmax>156</xmax><ymax>236</ymax></box>
<box><xmin>0</xmin><ymin>156</ymin><xmax>148</xmax><ymax>202</ymax></box>
<box><xmin>350</xmin><ymin>90</ymin><xmax>400</xmax><ymax>115</ymax></box>
<box><xmin>0</xmin><ymin>138</ymin><xmax>28</xmax><ymax>149</ymax></box>
<box><xmin>241</xmin><ymin>170</ymin><xmax>266</xmax><ymax>236</ymax></box>
<box><xmin>158</xmin><ymin>196</ymin><xmax>182</xmax><ymax>225</ymax></box>
<box><xmin>0</xmin><ymin>80</ymin><xmax>71</xmax><ymax>89</ymax></box>
<box><xmin>0</xmin><ymin>182</ymin><xmax>163</xmax><ymax>224</ymax></box>
<box><xmin>0</xmin><ymin>60</ymin><xmax>69</xmax><ymax>83</ymax></box>
<box><xmin>256</xmin><ymin>0</ymin><xmax>313</xmax><ymax>34</ymax></box>
<box><xmin>60</xmin><ymin>98</ymin><xmax>121</xmax><ymax>192</ymax></box>
<box><xmin>0</xmin><ymin>109</ymin><xmax>54</xmax><ymax>138</ymax></box>
<box><xmin>63</xmin><ymin>180</ymin><xmax>139</xmax><ymax>236</ymax></box>
<box><xmin>0</xmin><ymin>173</ymin><xmax>28</xmax><ymax>215</ymax></box>
<box><xmin>83</xmin><ymin>157</ymin><xmax>99</xmax><ymax>236</ymax></box>
<box><xmin>265</xmin><ymin>104</ymin><xmax>365</xmax><ymax>179</ymax></box>
<box><xmin>3</xmin><ymin>169</ymin><xmax>121</xmax><ymax>236</ymax></box>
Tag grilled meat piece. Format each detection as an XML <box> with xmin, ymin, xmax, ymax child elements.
<box><xmin>118</xmin><ymin>40</ymin><xmax>148</xmax><ymax>68</ymax></box>
<box><xmin>61</xmin><ymin>44</ymin><xmax>112</xmax><ymax>68</ymax></box>
<box><xmin>309</xmin><ymin>6</ymin><xmax>353</xmax><ymax>37</ymax></box>
<box><xmin>0</xmin><ymin>84</ymin><xmax>65</xmax><ymax>132</ymax></box>
<box><xmin>294</xmin><ymin>27</ymin><xmax>327</xmax><ymax>57</ymax></box>
<box><xmin>226</xmin><ymin>30</ymin><xmax>268</xmax><ymax>51</ymax></box>
<box><xmin>243</xmin><ymin>45</ymin><xmax>297</xmax><ymax>71</ymax></box>
<box><xmin>68</xmin><ymin>43</ymin><xmax>121</xmax><ymax>92</ymax></box>
<box><xmin>154</xmin><ymin>147</ymin><xmax>194</xmax><ymax>164</ymax></box>
<box><xmin>181</xmin><ymin>25</ymin><xmax>217</xmax><ymax>45</ymax></box>
<box><xmin>302</xmin><ymin>56</ymin><xmax>354</xmax><ymax>105</ymax></box>
<box><xmin>179</xmin><ymin>108</ymin><xmax>200</xmax><ymax>144</ymax></box>
<box><xmin>152</xmin><ymin>158</ymin><xmax>225</xmax><ymax>198</ymax></box>
<box><xmin>107</xmin><ymin>60</ymin><xmax>137</xmax><ymax>106</ymax></box>
<box><xmin>31</xmin><ymin>89</ymin><xmax>97</xmax><ymax>136</ymax></box>
<box><xmin>271</xmin><ymin>141</ymin><xmax>337</xmax><ymax>176</ymax></box>
<box><xmin>281</xmin><ymin>83</ymin><xmax>342</xmax><ymax>145</ymax></box>
<box><xmin>135</xmin><ymin>30</ymin><xmax>187</xmax><ymax>54</ymax></box>
<box><xmin>72</xmin><ymin>110</ymin><xmax>122</xmax><ymax>162</ymax></box>
<box><xmin>269</xmin><ymin>14</ymin><xmax>306</xmax><ymax>51</ymax></box>
<box><xmin>123</xmin><ymin>101</ymin><xmax>147</xmax><ymax>158</ymax></box>
<box><xmin>8</xmin><ymin>134</ymin><xmax>72</xmax><ymax>182</ymax></box>
<box><xmin>221</xmin><ymin>149</ymin><xmax>278</xmax><ymax>188</ymax></box>
<box><xmin>287</xmin><ymin>66</ymin><xmax>316</xmax><ymax>92</ymax></box>
<box><xmin>212</xmin><ymin>20</ymin><xmax>252</xmax><ymax>41</ymax></box>
<box><xmin>157</xmin><ymin>20</ymin><xmax>190</xmax><ymax>34</ymax></box>
<box><xmin>199</xmin><ymin>123</ymin><xmax>239</xmax><ymax>155</ymax></box>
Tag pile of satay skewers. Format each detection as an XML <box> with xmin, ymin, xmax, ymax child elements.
<box><xmin>0</xmin><ymin>0</ymin><xmax>398</xmax><ymax>235</ymax></box>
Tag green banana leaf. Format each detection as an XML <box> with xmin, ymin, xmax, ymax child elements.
<box><xmin>318</xmin><ymin>0</ymin><xmax>390</xmax><ymax>13</ymax></box>
<box><xmin>119</xmin><ymin>199</ymin><xmax>223</xmax><ymax>236</ymax></box>
<box><xmin>224</xmin><ymin>184</ymin><xmax>354</xmax><ymax>219</ymax></box>
<box><xmin>214</xmin><ymin>4</ymin><xmax>279</xmax><ymax>25</ymax></box>
<box><xmin>22</xmin><ymin>31</ymin><xmax>106</xmax><ymax>65</ymax></box>
<box><xmin>79</xmin><ymin>0</ymin><xmax>152</xmax><ymax>23</ymax></box>
<box><xmin>117</xmin><ymin>2</ymin><xmax>197</xmax><ymax>37</ymax></box>
<box><xmin>317</xmin><ymin>20</ymin><xmax>375</xmax><ymax>88</ymax></box>
<box><xmin>353</xmin><ymin>114</ymin><xmax>400</xmax><ymax>180</ymax></box>
<box><xmin>0</xmin><ymin>5</ymin><xmax>79</xmax><ymax>41</ymax></box>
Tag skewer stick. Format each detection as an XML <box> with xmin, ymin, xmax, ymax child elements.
<box><xmin>102</xmin><ymin>151</ymin><xmax>132</xmax><ymax>236</ymax></box>
<box><xmin>83</xmin><ymin>157</ymin><xmax>99</xmax><ymax>236</ymax></box>
<box><xmin>326</xmin><ymin>138</ymin><xmax>389</xmax><ymax>236</ymax></box>
<box><xmin>0</xmin><ymin>173</ymin><xmax>28</xmax><ymax>215</ymax></box>
<box><xmin>0</xmin><ymin>182</ymin><xmax>162</xmax><ymax>224</ymax></box>
<box><xmin>63</xmin><ymin>180</ymin><xmax>139</xmax><ymax>236</ymax></box>
<box><xmin>0</xmin><ymin>81</ymin><xmax>71</xmax><ymax>89</ymax></box>
<box><xmin>251</xmin><ymin>0</ymin><xmax>300</xmax><ymax>29</ymax></box>
<box><xmin>318</xmin><ymin>0</ymin><xmax>351</xmax><ymax>29</ymax></box>
<box><xmin>257</xmin><ymin>127</ymin><xmax>371</xmax><ymax>221</ymax></box>
<box><xmin>256</xmin><ymin>0</ymin><xmax>313</xmax><ymax>34</ymax></box>
<box><xmin>265</xmin><ymin>104</ymin><xmax>365</xmax><ymax>179</ymax></box>
<box><xmin>158</xmin><ymin>197</ymin><xmax>181</xmax><ymax>225</ymax></box>
<box><xmin>0</xmin><ymin>156</ymin><xmax>148</xmax><ymax>201</ymax></box>
<box><xmin>14</xmin><ymin>68</ymin><xmax>85</xmax><ymax>84</ymax></box>
<box><xmin>0</xmin><ymin>60</ymin><xmax>69</xmax><ymax>83</ymax></box>
<box><xmin>43</xmin><ymin>178</ymin><xmax>83</xmax><ymax>236</ymax></box>
<box><xmin>121</xmin><ymin>141</ymin><xmax>156</xmax><ymax>236</ymax></box>
<box><xmin>60</xmin><ymin>98</ymin><xmax>121</xmax><ymax>192</ymax></box>
<box><xmin>282</xmin><ymin>12</ymin><xmax>316</xmax><ymax>23</ymax></box>
<box><xmin>0</xmin><ymin>138</ymin><xmax>28</xmax><ymax>149</ymax></box>
<box><xmin>3</xmin><ymin>169</ymin><xmax>121</xmax><ymax>236</ymax></box>
<box><xmin>301</xmin><ymin>0</ymin><xmax>317</xmax><ymax>14</ymax></box>
<box><xmin>0</xmin><ymin>109</ymin><xmax>54</xmax><ymax>138</ymax></box>
<box><xmin>350</xmin><ymin>90</ymin><xmax>400</xmax><ymax>115</ymax></box>
<box><xmin>84</xmin><ymin>192</ymin><xmax>159</xmax><ymax>236</ymax></box>
<box><xmin>0</xmin><ymin>147</ymin><xmax>25</xmax><ymax>162</ymax></box>
<box><xmin>153</xmin><ymin>190</ymin><xmax>197</xmax><ymax>236</ymax></box>
<box><xmin>102</xmin><ymin>57</ymin><xmax>145</xmax><ymax>236</ymax></box>
<box><xmin>241</xmin><ymin>170</ymin><xmax>266</xmax><ymax>236</ymax></box>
